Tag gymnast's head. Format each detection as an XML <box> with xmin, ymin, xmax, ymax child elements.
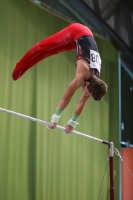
<box><xmin>82</xmin><ymin>76</ymin><xmax>107</xmax><ymax>100</ymax></box>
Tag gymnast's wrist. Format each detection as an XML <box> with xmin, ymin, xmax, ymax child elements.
<box><xmin>51</xmin><ymin>108</ymin><xmax>63</xmax><ymax>122</ymax></box>
<box><xmin>67</xmin><ymin>113</ymin><xmax>79</xmax><ymax>128</ymax></box>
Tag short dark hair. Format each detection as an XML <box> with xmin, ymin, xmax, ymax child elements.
<box><xmin>87</xmin><ymin>76</ymin><xmax>107</xmax><ymax>100</ymax></box>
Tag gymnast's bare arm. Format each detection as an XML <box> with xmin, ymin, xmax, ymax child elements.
<box><xmin>48</xmin><ymin>59</ymin><xmax>91</xmax><ymax>130</ymax></box>
<box><xmin>64</xmin><ymin>92</ymin><xmax>91</xmax><ymax>133</ymax></box>
<box><xmin>57</xmin><ymin>60</ymin><xmax>90</xmax><ymax>109</ymax></box>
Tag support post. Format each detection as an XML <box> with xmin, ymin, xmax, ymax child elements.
<box><xmin>109</xmin><ymin>142</ymin><xmax>115</xmax><ymax>200</ymax></box>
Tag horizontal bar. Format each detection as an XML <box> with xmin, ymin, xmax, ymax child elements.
<box><xmin>0</xmin><ymin>107</ymin><xmax>110</xmax><ymax>145</ymax></box>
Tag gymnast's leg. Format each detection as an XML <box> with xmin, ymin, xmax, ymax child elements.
<box><xmin>12</xmin><ymin>26</ymin><xmax>75</xmax><ymax>80</ymax></box>
<box><xmin>14</xmin><ymin>43</ymin><xmax>75</xmax><ymax>79</ymax></box>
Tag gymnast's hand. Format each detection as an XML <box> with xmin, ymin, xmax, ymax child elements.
<box><xmin>47</xmin><ymin>121</ymin><xmax>57</xmax><ymax>129</ymax></box>
<box><xmin>64</xmin><ymin>124</ymin><xmax>74</xmax><ymax>134</ymax></box>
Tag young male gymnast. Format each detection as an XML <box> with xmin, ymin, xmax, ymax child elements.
<box><xmin>12</xmin><ymin>23</ymin><xmax>107</xmax><ymax>133</ymax></box>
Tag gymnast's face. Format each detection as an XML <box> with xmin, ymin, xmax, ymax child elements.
<box><xmin>82</xmin><ymin>82</ymin><xmax>92</xmax><ymax>96</ymax></box>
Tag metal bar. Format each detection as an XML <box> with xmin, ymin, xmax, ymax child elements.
<box><xmin>0</xmin><ymin>107</ymin><xmax>110</xmax><ymax>145</ymax></box>
<box><xmin>121</xmin><ymin>60</ymin><xmax>133</xmax><ymax>80</ymax></box>
<box><xmin>102</xmin><ymin>0</ymin><xmax>123</xmax><ymax>21</ymax></box>
<box><xmin>109</xmin><ymin>142</ymin><xmax>115</xmax><ymax>200</ymax></box>
<box><xmin>123</xmin><ymin>1</ymin><xmax>133</xmax><ymax>48</ymax></box>
<box><xmin>120</xmin><ymin>141</ymin><xmax>133</xmax><ymax>148</ymax></box>
<box><xmin>28</xmin><ymin>0</ymin><xmax>73</xmax><ymax>23</ymax></box>
<box><xmin>92</xmin><ymin>0</ymin><xmax>101</xmax><ymax>16</ymax></box>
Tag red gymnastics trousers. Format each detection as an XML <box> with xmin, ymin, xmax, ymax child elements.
<box><xmin>12</xmin><ymin>23</ymin><xmax>93</xmax><ymax>81</ymax></box>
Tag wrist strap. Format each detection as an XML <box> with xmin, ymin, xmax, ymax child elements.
<box><xmin>67</xmin><ymin>119</ymin><xmax>79</xmax><ymax>128</ymax></box>
<box><xmin>51</xmin><ymin>114</ymin><xmax>61</xmax><ymax>123</ymax></box>
<box><xmin>67</xmin><ymin>113</ymin><xmax>79</xmax><ymax>128</ymax></box>
<box><xmin>71</xmin><ymin>113</ymin><xmax>79</xmax><ymax>121</ymax></box>
<box><xmin>55</xmin><ymin>108</ymin><xmax>62</xmax><ymax>115</ymax></box>
<box><xmin>51</xmin><ymin>108</ymin><xmax>62</xmax><ymax>123</ymax></box>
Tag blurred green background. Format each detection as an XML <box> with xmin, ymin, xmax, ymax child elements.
<box><xmin>0</xmin><ymin>0</ymin><xmax>120</xmax><ymax>200</ymax></box>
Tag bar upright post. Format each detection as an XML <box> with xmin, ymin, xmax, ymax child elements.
<box><xmin>109</xmin><ymin>142</ymin><xmax>115</xmax><ymax>200</ymax></box>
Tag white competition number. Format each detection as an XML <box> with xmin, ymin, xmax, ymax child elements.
<box><xmin>90</xmin><ymin>50</ymin><xmax>101</xmax><ymax>72</ymax></box>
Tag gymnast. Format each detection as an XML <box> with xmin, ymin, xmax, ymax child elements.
<box><xmin>12</xmin><ymin>23</ymin><xmax>107</xmax><ymax>133</ymax></box>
